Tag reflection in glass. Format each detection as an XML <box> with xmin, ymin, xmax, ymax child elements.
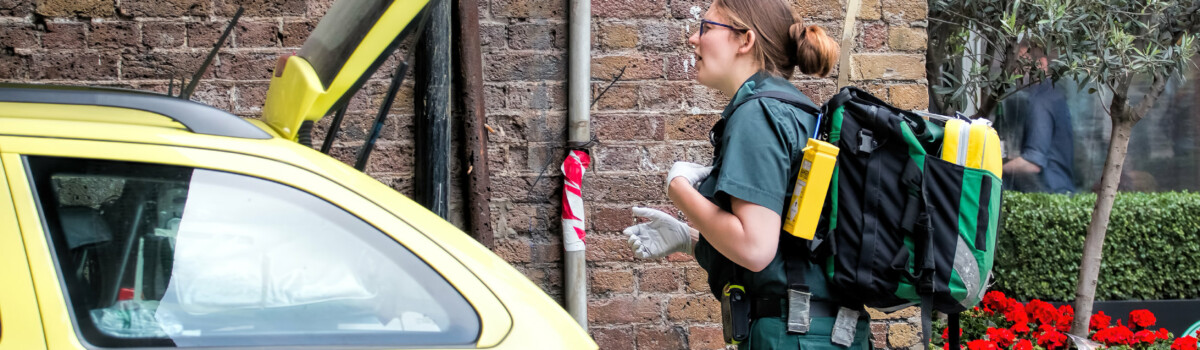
<box><xmin>30</xmin><ymin>157</ymin><xmax>479</xmax><ymax>348</ymax></box>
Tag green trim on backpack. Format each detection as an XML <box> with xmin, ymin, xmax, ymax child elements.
<box><xmin>898</xmin><ymin>119</ymin><xmax>928</xmax><ymax>164</ymax></box>
<box><xmin>949</xmin><ymin>169</ymin><xmax>1002</xmax><ymax>308</ymax></box>
<box><xmin>828</xmin><ymin>106</ymin><xmax>845</xmax><ymax>232</ymax></box>
<box><xmin>895</xmin><ymin>235</ymin><xmax>920</xmax><ymax>301</ymax></box>
<box><xmin>824</xmin><ymin>106</ymin><xmax>845</xmax><ymax>280</ymax></box>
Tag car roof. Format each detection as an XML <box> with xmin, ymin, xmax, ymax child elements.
<box><xmin>0</xmin><ymin>83</ymin><xmax>272</xmax><ymax>140</ymax></box>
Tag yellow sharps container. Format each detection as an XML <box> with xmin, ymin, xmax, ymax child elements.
<box><xmin>783</xmin><ymin>138</ymin><xmax>840</xmax><ymax>239</ymax></box>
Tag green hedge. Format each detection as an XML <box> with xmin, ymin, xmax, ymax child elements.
<box><xmin>993</xmin><ymin>191</ymin><xmax>1200</xmax><ymax>301</ymax></box>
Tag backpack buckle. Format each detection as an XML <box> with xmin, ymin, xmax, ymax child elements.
<box><xmin>858</xmin><ymin>129</ymin><xmax>876</xmax><ymax>153</ymax></box>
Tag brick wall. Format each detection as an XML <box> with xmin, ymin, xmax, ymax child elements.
<box><xmin>0</xmin><ymin>0</ymin><xmax>929</xmax><ymax>348</ymax></box>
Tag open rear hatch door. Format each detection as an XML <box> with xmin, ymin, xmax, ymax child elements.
<box><xmin>261</xmin><ymin>0</ymin><xmax>432</xmax><ymax>141</ymax></box>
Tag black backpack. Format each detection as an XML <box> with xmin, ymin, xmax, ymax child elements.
<box><xmin>732</xmin><ymin>87</ymin><xmax>1001</xmax><ymax>348</ymax></box>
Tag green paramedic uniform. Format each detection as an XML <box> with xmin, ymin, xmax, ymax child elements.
<box><xmin>694</xmin><ymin>72</ymin><xmax>870</xmax><ymax>349</ymax></box>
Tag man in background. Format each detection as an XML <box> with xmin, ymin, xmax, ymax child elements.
<box><xmin>1002</xmin><ymin>43</ymin><xmax>1076</xmax><ymax>193</ymax></box>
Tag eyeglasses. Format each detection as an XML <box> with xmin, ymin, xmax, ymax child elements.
<box><xmin>699</xmin><ymin>19</ymin><xmax>746</xmax><ymax>37</ymax></box>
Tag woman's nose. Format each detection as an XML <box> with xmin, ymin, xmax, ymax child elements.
<box><xmin>688</xmin><ymin>29</ymin><xmax>699</xmax><ymax>46</ymax></box>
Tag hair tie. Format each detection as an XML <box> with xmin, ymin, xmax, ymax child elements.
<box><xmin>790</xmin><ymin>22</ymin><xmax>807</xmax><ymax>41</ymax></box>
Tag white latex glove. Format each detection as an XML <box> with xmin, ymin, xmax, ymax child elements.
<box><xmin>665</xmin><ymin>161</ymin><xmax>713</xmax><ymax>195</ymax></box>
<box><xmin>624</xmin><ymin>207</ymin><xmax>693</xmax><ymax>259</ymax></box>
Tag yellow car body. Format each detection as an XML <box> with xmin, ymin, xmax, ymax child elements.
<box><xmin>0</xmin><ymin>87</ymin><xmax>595</xmax><ymax>349</ymax></box>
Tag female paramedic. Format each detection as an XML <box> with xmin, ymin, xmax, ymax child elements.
<box><xmin>623</xmin><ymin>0</ymin><xmax>870</xmax><ymax>348</ymax></box>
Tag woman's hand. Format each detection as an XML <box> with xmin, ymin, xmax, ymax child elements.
<box><xmin>623</xmin><ymin>207</ymin><xmax>697</xmax><ymax>259</ymax></box>
<box><xmin>665</xmin><ymin>161</ymin><xmax>713</xmax><ymax>195</ymax></box>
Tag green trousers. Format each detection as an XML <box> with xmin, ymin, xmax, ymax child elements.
<box><xmin>740</xmin><ymin>316</ymin><xmax>870</xmax><ymax>350</ymax></box>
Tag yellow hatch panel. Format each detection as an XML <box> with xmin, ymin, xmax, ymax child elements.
<box><xmin>261</xmin><ymin>0</ymin><xmax>429</xmax><ymax>141</ymax></box>
<box><xmin>261</xmin><ymin>55</ymin><xmax>325</xmax><ymax>140</ymax></box>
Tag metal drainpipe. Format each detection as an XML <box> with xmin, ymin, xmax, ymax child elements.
<box><xmin>415</xmin><ymin>0</ymin><xmax>452</xmax><ymax>218</ymax></box>
<box><xmin>454</xmin><ymin>0</ymin><xmax>494</xmax><ymax>248</ymax></box>
<box><xmin>565</xmin><ymin>0</ymin><xmax>591</xmax><ymax>332</ymax></box>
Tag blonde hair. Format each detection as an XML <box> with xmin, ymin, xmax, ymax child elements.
<box><xmin>713</xmin><ymin>0</ymin><xmax>839</xmax><ymax>77</ymax></box>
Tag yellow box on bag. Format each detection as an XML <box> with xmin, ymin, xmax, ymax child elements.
<box><xmin>783</xmin><ymin>138</ymin><xmax>839</xmax><ymax>240</ymax></box>
<box><xmin>942</xmin><ymin>119</ymin><xmax>1003</xmax><ymax>178</ymax></box>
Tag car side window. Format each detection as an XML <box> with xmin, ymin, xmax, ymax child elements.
<box><xmin>26</xmin><ymin>156</ymin><xmax>479</xmax><ymax>348</ymax></box>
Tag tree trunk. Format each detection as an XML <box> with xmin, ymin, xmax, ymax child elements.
<box><xmin>1070</xmin><ymin>113</ymin><xmax>1136</xmax><ymax>336</ymax></box>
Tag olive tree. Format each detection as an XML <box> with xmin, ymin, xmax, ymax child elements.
<box><xmin>1047</xmin><ymin>0</ymin><xmax>1199</xmax><ymax>335</ymax></box>
<box><xmin>928</xmin><ymin>0</ymin><xmax>1200</xmax><ymax>336</ymax></box>
<box><xmin>927</xmin><ymin>0</ymin><xmax>1052</xmax><ymax>117</ymax></box>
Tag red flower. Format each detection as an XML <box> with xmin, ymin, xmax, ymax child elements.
<box><xmin>1005</xmin><ymin>301</ymin><xmax>1028</xmax><ymax>325</ymax></box>
<box><xmin>987</xmin><ymin>327</ymin><xmax>1017</xmax><ymax>348</ymax></box>
<box><xmin>983</xmin><ymin>291</ymin><xmax>1009</xmax><ymax>315</ymax></box>
<box><xmin>1037</xmin><ymin>324</ymin><xmax>1056</xmax><ymax>333</ymax></box>
<box><xmin>967</xmin><ymin>339</ymin><xmax>999</xmax><ymax>350</ymax></box>
<box><xmin>1131</xmin><ymin>309</ymin><xmax>1157</xmax><ymax>329</ymax></box>
<box><xmin>1160</xmin><ymin>328</ymin><xmax>1172</xmax><ymax>341</ymax></box>
<box><xmin>1056</xmin><ymin>305</ymin><xmax>1074</xmax><ymax>332</ymax></box>
<box><xmin>1058</xmin><ymin>305</ymin><xmax>1074</xmax><ymax>318</ymax></box>
<box><xmin>1036</xmin><ymin>323</ymin><xmax>1075</xmax><ymax>350</ymax></box>
<box><xmin>1013</xmin><ymin>339</ymin><xmax>1033</xmax><ymax>350</ymax></box>
<box><xmin>1135</xmin><ymin>330</ymin><xmax>1159</xmax><ymax>344</ymax></box>
<box><xmin>1011</xmin><ymin>322</ymin><xmax>1031</xmax><ymax>334</ymax></box>
<box><xmin>1090</xmin><ymin>311</ymin><xmax>1112</xmax><ymax>331</ymax></box>
<box><xmin>1094</xmin><ymin>325</ymin><xmax>1135</xmax><ymax>346</ymax></box>
<box><xmin>1027</xmin><ymin>300</ymin><xmax>1059</xmax><ymax>325</ymax></box>
<box><xmin>1037</xmin><ymin>327</ymin><xmax>1069</xmax><ymax>350</ymax></box>
<box><xmin>1172</xmin><ymin>336</ymin><xmax>1199</xmax><ymax>350</ymax></box>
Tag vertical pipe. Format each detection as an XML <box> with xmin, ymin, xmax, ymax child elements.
<box><xmin>568</xmin><ymin>0</ymin><xmax>591</xmax><ymax>148</ymax></box>
<box><xmin>454</xmin><ymin>0</ymin><xmax>494</xmax><ymax>248</ymax></box>
<box><xmin>836</xmin><ymin>0</ymin><xmax>861</xmax><ymax>89</ymax></box>
<box><xmin>415</xmin><ymin>0</ymin><xmax>452</xmax><ymax>218</ymax></box>
<box><xmin>566</xmin><ymin>0</ymin><xmax>591</xmax><ymax>332</ymax></box>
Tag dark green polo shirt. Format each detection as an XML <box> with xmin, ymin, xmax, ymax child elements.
<box><xmin>693</xmin><ymin>71</ymin><xmax>827</xmax><ymax>300</ymax></box>
<box><xmin>692</xmin><ymin>71</ymin><xmax>870</xmax><ymax>349</ymax></box>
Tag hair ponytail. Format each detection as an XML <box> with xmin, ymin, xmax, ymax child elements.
<box><xmin>789</xmin><ymin>22</ymin><xmax>839</xmax><ymax>77</ymax></box>
<box><xmin>714</xmin><ymin>0</ymin><xmax>840</xmax><ymax>78</ymax></box>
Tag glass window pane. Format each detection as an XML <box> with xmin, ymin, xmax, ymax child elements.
<box><xmin>298</xmin><ymin>0</ymin><xmax>393</xmax><ymax>88</ymax></box>
<box><xmin>28</xmin><ymin>156</ymin><xmax>479</xmax><ymax>348</ymax></box>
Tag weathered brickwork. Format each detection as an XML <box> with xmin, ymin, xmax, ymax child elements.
<box><xmin>0</xmin><ymin>0</ymin><xmax>928</xmax><ymax>348</ymax></box>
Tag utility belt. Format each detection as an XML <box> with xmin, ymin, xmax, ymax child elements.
<box><xmin>750</xmin><ymin>295</ymin><xmax>847</xmax><ymax>319</ymax></box>
<box><xmin>720</xmin><ymin>236</ymin><xmax>863</xmax><ymax>346</ymax></box>
<box><xmin>721</xmin><ymin>284</ymin><xmax>866</xmax><ymax>346</ymax></box>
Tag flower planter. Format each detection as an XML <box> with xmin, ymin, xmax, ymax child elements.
<box><xmin>1090</xmin><ymin>299</ymin><xmax>1200</xmax><ymax>339</ymax></box>
<box><xmin>934</xmin><ymin>291</ymin><xmax>1200</xmax><ymax>350</ymax></box>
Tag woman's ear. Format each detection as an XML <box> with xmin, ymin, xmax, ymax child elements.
<box><xmin>738</xmin><ymin>30</ymin><xmax>755</xmax><ymax>54</ymax></box>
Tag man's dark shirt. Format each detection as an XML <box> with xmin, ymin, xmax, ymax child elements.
<box><xmin>1017</xmin><ymin>80</ymin><xmax>1075</xmax><ymax>193</ymax></box>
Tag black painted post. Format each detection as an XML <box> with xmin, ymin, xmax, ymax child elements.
<box><xmin>414</xmin><ymin>0</ymin><xmax>451</xmax><ymax>218</ymax></box>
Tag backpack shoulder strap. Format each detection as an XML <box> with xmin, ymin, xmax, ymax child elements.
<box><xmin>730</xmin><ymin>91</ymin><xmax>822</xmax><ymax>117</ymax></box>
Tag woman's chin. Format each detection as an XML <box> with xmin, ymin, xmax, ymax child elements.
<box><xmin>696</xmin><ymin>69</ymin><xmax>714</xmax><ymax>89</ymax></box>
